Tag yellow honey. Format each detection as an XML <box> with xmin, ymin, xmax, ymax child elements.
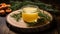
<box><xmin>22</xmin><ymin>7</ymin><xmax>38</xmax><ymax>23</ymax></box>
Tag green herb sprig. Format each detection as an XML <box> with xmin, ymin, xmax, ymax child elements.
<box><xmin>10</xmin><ymin>12</ymin><xmax>22</xmax><ymax>22</ymax></box>
<box><xmin>38</xmin><ymin>11</ymin><xmax>51</xmax><ymax>21</ymax></box>
<box><xmin>10</xmin><ymin>1</ymin><xmax>58</xmax><ymax>14</ymax></box>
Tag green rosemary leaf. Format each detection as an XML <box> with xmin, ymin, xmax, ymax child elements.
<box><xmin>10</xmin><ymin>12</ymin><xmax>22</xmax><ymax>22</ymax></box>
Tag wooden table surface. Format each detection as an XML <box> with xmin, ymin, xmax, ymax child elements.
<box><xmin>0</xmin><ymin>15</ymin><xmax>60</xmax><ymax>34</ymax></box>
<box><xmin>0</xmin><ymin>16</ymin><xmax>60</xmax><ymax>34</ymax></box>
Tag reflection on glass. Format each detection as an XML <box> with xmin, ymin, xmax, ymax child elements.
<box><xmin>22</xmin><ymin>5</ymin><xmax>39</xmax><ymax>23</ymax></box>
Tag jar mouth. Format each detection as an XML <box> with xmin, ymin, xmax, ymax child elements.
<box><xmin>21</xmin><ymin>5</ymin><xmax>39</xmax><ymax>9</ymax></box>
<box><xmin>21</xmin><ymin>5</ymin><xmax>39</xmax><ymax>13</ymax></box>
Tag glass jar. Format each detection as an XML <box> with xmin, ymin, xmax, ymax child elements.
<box><xmin>22</xmin><ymin>5</ymin><xmax>39</xmax><ymax>23</ymax></box>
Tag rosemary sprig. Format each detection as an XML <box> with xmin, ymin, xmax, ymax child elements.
<box><xmin>10</xmin><ymin>12</ymin><xmax>22</xmax><ymax>22</ymax></box>
<box><xmin>38</xmin><ymin>11</ymin><xmax>51</xmax><ymax>21</ymax></box>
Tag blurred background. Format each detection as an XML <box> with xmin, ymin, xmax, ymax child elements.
<box><xmin>0</xmin><ymin>0</ymin><xmax>60</xmax><ymax>11</ymax></box>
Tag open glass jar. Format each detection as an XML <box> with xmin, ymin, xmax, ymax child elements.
<box><xmin>22</xmin><ymin>5</ymin><xmax>39</xmax><ymax>23</ymax></box>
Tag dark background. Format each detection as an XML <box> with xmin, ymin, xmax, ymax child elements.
<box><xmin>0</xmin><ymin>0</ymin><xmax>60</xmax><ymax>10</ymax></box>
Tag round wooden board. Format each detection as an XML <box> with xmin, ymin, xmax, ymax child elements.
<box><xmin>6</xmin><ymin>9</ymin><xmax>53</xmax><ymax>28</ymax></box>
<box><xmin>6</xmin><ymin>9</ymin><xmax>53</xmax><ymax>32</ymax></box>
